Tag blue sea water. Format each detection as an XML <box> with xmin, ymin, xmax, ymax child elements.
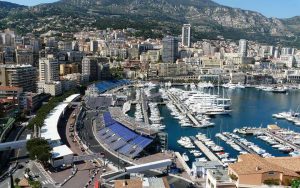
<box><xmin>128</xmin><ymin>87</ymin><xmax>300</xmax><ymax>166</ymax></box>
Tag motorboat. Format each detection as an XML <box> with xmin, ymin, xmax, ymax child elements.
<box><xmin>182</xmin><ymin>153</ymin><xmax>189</xmax><ymax>162</ymax></box>
<box><xmin>195</xmin><ymin>157</ymin><xmax>208</xmax><ymax>162</ymax></box>
<box><xmin>272</xmin><ymin>86</ymin><xmax>287</xmax><ymax>93</ymax></box>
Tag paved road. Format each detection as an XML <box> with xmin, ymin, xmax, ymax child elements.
<box><xmin>78</xmin><ymin>110</ymin><xmax>194</xmax><ymax>187</ymax></box>
<box><xmin>78</xmin><ymin>110</ymin><xmax>128</xmax><ymax>168</ymax></box>
<box><xmin>11</xmin><ymin>128</ymin><xmax>31</xmax><ymax>163</ymax></box>
<box><xmin>0</xmin><ymin>125</ymin><xmax>22</xmax><ymax>172</ymax></box>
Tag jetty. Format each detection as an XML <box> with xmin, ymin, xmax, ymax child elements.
<box><xmin>167</xmin><ymin>91</ymin><xmax>209</xmax><ymax>128</ymax></box>
<box><xmin>190</xmin><ymin>137</ymin><xmax>223</xmax><ymax>164</ymax></box>
<box><xmin>222</xmin><ymin>133</ymin><xmax>255</xmax><ymax>154</ymax></box>
<box><xmin>235</xmin><ymin>127</ymin><xmax>300</xmax><ymax>151</ymax></box>
<box><xmin>265</xmin><ymin>130</ymin><xmax>300</xmax><ymax>151</ymax></box>
<box><xmin>140</xmin><ymin>90</ymin><xmax>149</xmax><ymax>125</ymax></box>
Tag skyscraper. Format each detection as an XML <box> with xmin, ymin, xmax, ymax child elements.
<box><xmin>239</xmin><ymin>39</ymin><xmax>247</xmax><ymax>57</ymax></box>
<box><xmin>82</xmin><ymin>57</ymin><xmax>99</xmax><ymax>82</ymax></box>
<box><xmin>182</xmin><ymin>24</ymin><xmax>191</xmax><ymax>48</ymax></box>
<box><xmin>162</xmin><ymin>36</ymin><xmax>178</xmax><ymax>63</ymax></box>
<box><xmin>39</xmin><ymin>58</ymin><xmax>59</xmax><ymax>82</ymax></box>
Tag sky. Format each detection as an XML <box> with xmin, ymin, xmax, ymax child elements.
<box><xmin>4</xmin><ymin>0</ymin><xmax>300</xmax><ymax>18</ymax></box>
<box><xmin>212</xmin><ymin>0</ymin><xmax>300</xmax><ymax>18</ymax></box>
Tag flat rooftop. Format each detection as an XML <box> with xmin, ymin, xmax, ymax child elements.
<box><xmin>52</xmin><ymin>145</ymin><xmax>74</xmax><ymax>159</ymax></box>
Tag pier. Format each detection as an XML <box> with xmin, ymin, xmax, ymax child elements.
<box><xmin>167</xmin><ymin>91</ymin><xmax>205</xmax><ymax>128</ymax></box>
<box><xmin>235</xmin><ymin>127</ymin><xmax>300</xmax><ymax>151</ymax></box>
<box><xmin>141</xmin><ymin>90</ymin><xmax>149</xmax><ymax>125</ymax></box>
<box><xmin>190</xmin><ymin>137</ymin><xmax>223</xmax><ymax>164</ymax></box>
<box><xmin>265</xmin><ymin>129</ymin><xmax>300</xmax><ymax>151</ymax></box>
<box><xmin>222</xmin><ymin>133</ymin><xmax>255</xmax><ymax>154</ymax></box>
<box><xmin>174</xmin><ymin>152</ymin><xmax>191</xmax><ymax>174</ymax></box>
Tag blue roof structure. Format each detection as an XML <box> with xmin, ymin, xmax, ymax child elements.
<box><xmin>99</xmin><ymin>111</ymin><xmax>153</xmax><ymax>158</ymax></box>
<box><xmin>95</xmin><ymin>80</ymin><xmax>131</xmax><ymax>93</ymax></box>
<box><xmin>103</xmin><ymin>112</ymin><xmax>116</xmax><ymax>126</ymax></box>
<box><xmin>109</xmin><ymin>123</ymin><xmax>137</xmax><ymax>141</ymax></box>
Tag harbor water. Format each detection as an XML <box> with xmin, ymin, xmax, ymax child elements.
<box><xmin>128</xmin><ymin>87</ymin><xmax>300</xmax><ymax>166</ymax></box>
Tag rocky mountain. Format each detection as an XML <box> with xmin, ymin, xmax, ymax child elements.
<box><xmin>0</xmin><ymin>1</ymin><xmax>24</xmax><ymax>9</ymax></box>
<box><xmin>0</xmin><ymin>0</ymin><xmax>300</xmax><ymax>46</ymax></box>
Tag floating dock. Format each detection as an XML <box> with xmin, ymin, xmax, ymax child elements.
<box><xmin>190</xmin><ymin>137</ymin><xmax>223</xmax><ymax>164</ymax></box>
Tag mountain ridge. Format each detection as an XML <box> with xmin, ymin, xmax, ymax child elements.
<box><xmin>0</xmin><ymin>0</ymin><xmax>300</xmax><ymax>47</ymax></box>
<box><xmin>0</xmin><ymin>1</ymin><xmax>25</xmax><ymax>8</ymax></box>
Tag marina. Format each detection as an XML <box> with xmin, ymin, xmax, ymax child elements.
<box><xmin>126</xmin><ymin>85</ymin><xmax>300</xmax><ymax>167</ymax></box>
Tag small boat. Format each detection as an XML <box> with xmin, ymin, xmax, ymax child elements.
<box><xmin>195</xmin><ymin>157</ymin><xmax>207</xmax><ymax>162</ymax></box>
<box><xmin>182</xmin><ymin>153</ymin><xmax>189</xmax><ymax>162</ymax></box>
<box><xmin>193</xmin><ymin>152</ymin><xmax>202</xmax><ymax>157</ymax></box>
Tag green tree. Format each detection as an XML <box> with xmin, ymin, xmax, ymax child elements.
<box><xmin>26</xmin><ymin>138</ymin><xmax>52</xmax><ymax>165</ymax></box>
<box><xmin>28</xmin><ymin>90</ymin><xmax>77</xmax><ymax>129</ymax></box>
<box><xmin>110</xmin><ymin>67</ymin><xmax>124</xmax><ymax>80</ymax></box>
<box><xmin>292</xmin><ymin>179</ymin><xmax>300</xmax><ymax>188</ymax></box>
<box><xmin>29</xmin><ymin>181</ymin><xmax>42</xmax><ymax>188</ymax></box>
<box><xmin>14</xmin><ymin>178</ymin><xmax>20</xmax><ymax>186</ymax></box>
<box><xmin>25</xmin><ymin>168</ymin><xmax>30</xmax><ymax>174</ymax></box>
<box><xmin>264</xmin><ymin>179</ymin><xmax>280</xmax><ymax>185</ymax></box>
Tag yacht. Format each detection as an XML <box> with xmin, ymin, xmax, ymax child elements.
<box><xmin>272</xmin><ymin>86</ymin><xmax>287</xmax><ymax>93</ymax></box>
<box><xmin>195</xmin><ymin>157</ymin><xmax>208</xmax><ymax>162</ymax></box>
<box><xmin>221</xmin><ymin>158</ymin><xmax>237</xmax><ymax>163</ymax></box>
<box><xmin>182</xmin><ymin>153</ymin><xmax>189</xmax><ymax>162</ymax></box>
<box><xmin>177</xmin><ymin>137</ymin><xmax>195</xmax><ymax>149</ymax></box>
<box><xmin>290</xmin><ymin>151</ymin><xmax>300</xmax><ymax>157</ymax></box>
<box><xmin>122</xmin><ymin>101</ymin><xmax>131</xmax><ymax>114</ymax></box>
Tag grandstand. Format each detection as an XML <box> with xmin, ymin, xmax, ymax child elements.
<box><xmin>95</xmin><ymin>80</ymin><xmax>131</xmax><ymax>93</ymax></box>
<box><xmin>109</xmin><ymin>107</ymin><xmax>159</xmax><ymax>136</ymax></box>
<box><xmin>98</xmin><ymin>112</ymin><xmax>155</xmax><ymax>158</ymax></box>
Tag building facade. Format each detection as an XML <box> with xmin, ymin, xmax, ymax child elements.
<box><xmin>239</xmin><ymin>39</ymin><xmax>247</xmax><ymax>57</ymax></box>
<box><xmin>162</xmin><ymin>36</ymin><xmax>178</xmax><ymax>63</ymax></box>
<box><xmin>0</xmin><ymin>65</ymin><xmax>37</xmax><ymax>92</ymax></box>
<box><xmin>39</xmin><ymin>58</ymin><xmax>59</xmax><ymax>82</ymax></box>
<box><xmin>182</xmin><ymin>24</ymin><xmax>191</xmax><ymax>48</ymax></box>
<box><xmin>82</xmin><ymin>57</ymin><xmax>99</xmax><ymax>82</ymax></box>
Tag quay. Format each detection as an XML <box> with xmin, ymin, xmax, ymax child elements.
<box><xmin>190</xmin><ymin>137</ymin><xmax>223</xmax><ymax>164</ymax></box>
<box><xmin>167</xmin><ymin>91</ymin><xmax>206</xmax><ymax>128</ymax></box>
<box><xmin>174</xmin><ymin>152</ymin><xmax>191</xmax><ymax>175</ymax></box>
<box><xmin>222</xmin><ymin>133</ymin><xmax>255</xmax><ymax>154</ymax></box>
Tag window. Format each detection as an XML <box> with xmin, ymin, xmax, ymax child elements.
<box><xmin>268</xmin><ymin>171</ymin><xmax>275</xmax><ymax>175</ymax></box>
